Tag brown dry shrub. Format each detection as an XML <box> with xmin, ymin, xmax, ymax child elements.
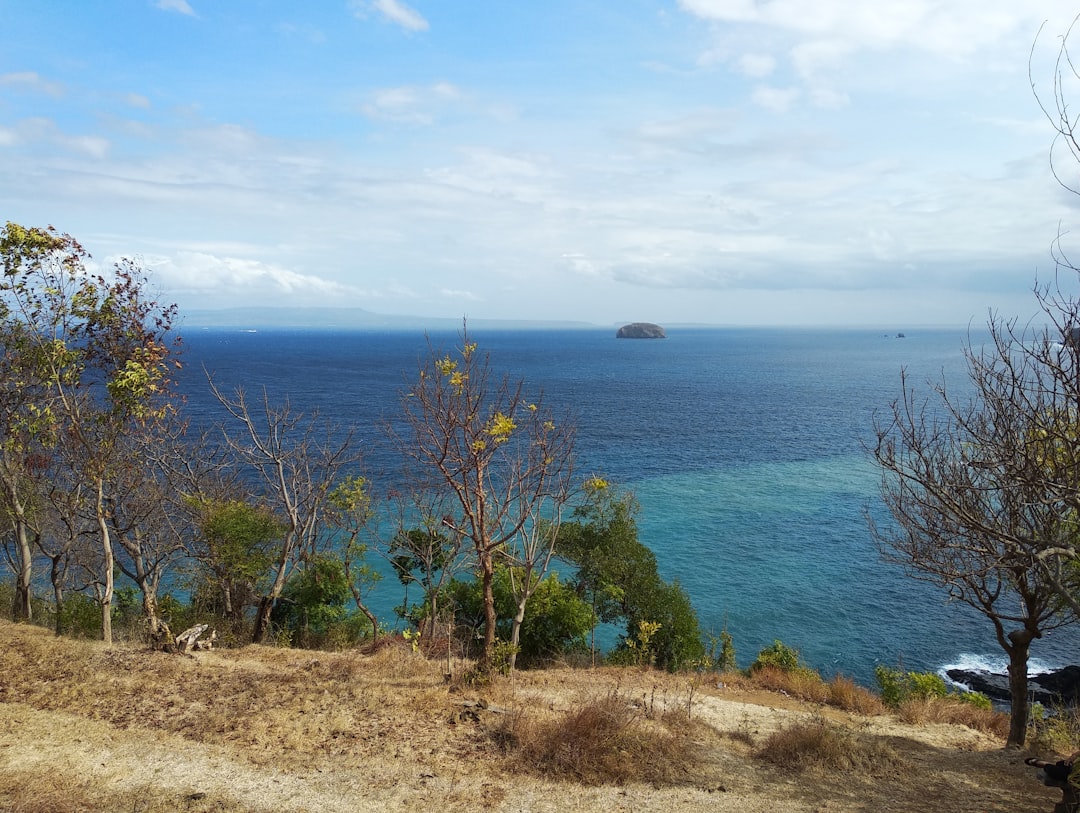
<box><xmin>828</xmin><ymin>674</ymin><xmax>886</xmax><ymax>715</ymax></box>
<box><xmin>898</xmin><ymin>697</ymin><xmax>1009</xmax><ymax>738</ymax></box>
<box><xmin>0</xmin><ymin>770</ymin><xmax>239</xmax><ymax>813</ymax></box>
<box><xmin>749</xmin><ymin>665</ymin><xmax>830</xmax><ymax>704</ymax></box>
<box><xmin>495</xmin><ymin>690</ymin><xmax>704</xmax><ymax>785</ymax></box>
<box><xmin>756</xmin><ymin>715</ymin><xmax>907</xmax><ymax>777</ymax></box>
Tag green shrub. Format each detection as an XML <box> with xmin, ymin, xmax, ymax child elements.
<box><xmin>751</xmin><ymin>640</ymin><xmax>802</xmax><ymax>673</ymax></box>
<box><xmin>875</xmin><ymin>665</ymin><xmax>950</xmax><ymax>708</ymax></box>
<box><xmin>953</xmin><ymin>688</ymin><xmax>992</xmax><ymax>710</ymax></box>
<box><xmin>271</xmin><ymin>555</ymin><xmax>353</xmax><ymax>648</ymax></box>
<box><xmin>57</xmin><ymin>592</ymin><xmax>103</xmax><ymax>639</ymax></box>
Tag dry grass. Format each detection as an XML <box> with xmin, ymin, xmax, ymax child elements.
<box><xmin>0</xmin><ymin>621</ymin><xmax>1060</xmax><ymax>813</ymax></box>
<box><xmin>755</xmin><ymin>714</ymin><xmax>908</xmax><ymax>777</ymax></box>
<box><xmin>730</xmin><ymin>666</ymin><xmax>886</xmax><ymax>716</ymax></box>
<box><xmin>492</xmin><ymin>688</ymin><xmax>711</xmax><ymax>785</ymax></box>
<box><xmin>827</xmin><ymin>673</ymin><xmax>888</xmax><ymax>715</ymax></box>
<box><xmin>898</xmin><ymin>697</ymin><xmax>1010</xmax><ymax>739</ymax></box>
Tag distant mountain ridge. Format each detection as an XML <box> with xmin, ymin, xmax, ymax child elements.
<box><xmin>180</xmin><ymin>307</ymin><xmax>600</xmax><ymax>331</ymax></box>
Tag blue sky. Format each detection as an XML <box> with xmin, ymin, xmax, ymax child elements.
<box><xmin>3</xmin><ymin>1</ymin><xmax>1080</xmax><ymax>327</ymax></box>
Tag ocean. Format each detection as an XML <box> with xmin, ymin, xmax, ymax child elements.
<box><xmin>174</xmin><ymin>324</ymin><xmax>1079</xmax><ymax>685</ymax></box>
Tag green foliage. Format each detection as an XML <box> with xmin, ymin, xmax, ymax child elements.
<box><xmin>389</xmin><ymin>524</ymin><xmax>458</xmax><ymax>627</ymax></box>
<box><xmin>557</xmin><ymin>483</ymin><xmax>704</xmax><ymax>671</ymax></box>
<box><xmin>271</xmin><ymin>555</ymin><xmax>353</xmax><ymax>647</ymax></box>
<box><xmin>706</xmin><ymin>627</ymin><xmax>738</xmax><ymax>672</ymax></box>
<box><xmin>954</xmin><ymin>689</ymin><xmax>993</xmax><ymax>710</ymax></box>
<box><xmin>56</xmin><ymin>592</ymin><xmax>103</xmax><ymax>639</ymax></box>
<box><xmin>874</xmin><ymin>664</ymin><xmax>949</xmax><ymax>708</ymax></box>
<box><xmin>448</xmin><ymin>567</ymin><xmax>594</xmax><ymax>667</ymax></box>
<box><xmin>191</xmin><ymin>497</ymin><xmax>284</xmax><ymax>620</ymax></box>
<box><xmin>751</xmin><ymin>640</ymin><xmax>803</xmax><ymax>673</ymax></box>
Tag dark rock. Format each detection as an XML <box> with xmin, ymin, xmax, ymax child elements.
<box><xmin>1032</xmin><ymin>665</ymin><xmax>1080</xmax><ymax>705</ymax></box>
<box><xmin>946</xmin><ymin>665</ymin><xmax>1080</xmax><ymax>706</ymax></box>
<box><xmin>616</xmin><ymin>322</ymin><xmax>666</xmax><ymax>339</ymax></box>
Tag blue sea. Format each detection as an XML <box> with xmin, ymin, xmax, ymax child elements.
<box><xmin>175</xmin><ymin>324</ymin><xmax>1080</xmax><ymax>685</ymax></box>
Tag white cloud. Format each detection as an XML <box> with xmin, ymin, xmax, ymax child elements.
<box><xmin>676</xmin><ymin>0</ymin><xmax>1043</xmax><ymax>56</ymax></box>
<box><xmin>0</xmin><ymin>72</ymin><xmax>64</xmax><ymax>97</ymax></box>
<box><xmin>146</xmin><ymin>252</ymin><xmax>365</xmax><ymax>305</ymax></box>
<box><xmin>737</xmin><ymin>53</ymin><xmax>777</xmax><ymax>78</ymax></box>
<box><xmin>361</xmin><ymin>82</ymin><xmax>461</xmax><ymax>124</ymax></box>
<box><xmin>440</xmin><ymin>288</ymin><xmax>481</xmax><ymax>301</ymax></box>
<box><xmin>751</xmin><ymin>85</ymin><xmax>799</xmax><ymax>113</ymax></box>
<box><xmin>276</xmin><ymin>22</ymin><xmax>327</xmax><ymax>44</ymax></box>
<box><xmin>125</xmin><ymin>93</ymin><xmax>151</xmax><ymax>109</ymax></box>
<box><xmin>350</xmin><ymin>0</ymin><xmax>429</xmax><ymax>32</ymax></box>
<box><xmin>154</xmin><ymin>0</ymin><xmax>196</xmax><ymax>17</ymax></box>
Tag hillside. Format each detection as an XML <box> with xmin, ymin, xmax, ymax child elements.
<box><xmin>0</xmin><ymin>621</ymin><xmax>1063</xmax><ymax>812</ymax></box>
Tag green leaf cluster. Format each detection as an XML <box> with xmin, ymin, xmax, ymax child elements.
<box><xmin>448</xmin><ymin>567</ymin><xmax>594</xmax><ymax>667</ymax></box>
<box><xmin>557</xmin><ymin>485</ymin><xmax>704</xmax><ymax>671</ymax></box>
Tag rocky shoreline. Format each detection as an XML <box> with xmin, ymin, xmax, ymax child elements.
<box><xmin>946</xmin><ymin>665</ymin><xmax>1080</xmax><ymax>706</ymax></box>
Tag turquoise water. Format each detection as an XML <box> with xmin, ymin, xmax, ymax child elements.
<box><xmin>178</xmin><ymin>325</ymin><xmax>1079</xmax><ymax>683</ymax></box>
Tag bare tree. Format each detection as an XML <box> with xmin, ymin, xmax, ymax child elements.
<box><xmin>390</xmin><ymin>328</ymin><xmax>576</xmax><ymax>669</ymax></box>
<box><xmin>871</xmin><ymin>318</ymin><xmax>1079</xmax><ymax>748</ymax></box>
<box><xmin>209</xmin><ymin>382</ymin><xmax>362</xmax><ymax>644</ymax></box>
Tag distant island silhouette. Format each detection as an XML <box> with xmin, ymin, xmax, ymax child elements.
<box><xmin>617</xmin><ymin>322</ymin><xmax>666</xmax><ymax>339</ymax></box>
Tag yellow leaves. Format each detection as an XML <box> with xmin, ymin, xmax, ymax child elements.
<box><xmin>449</xmin><ymin>371</ymin><xmax>466</xmax><ymax>392</ymax></box>
<box><xmin>584</xmin><ymin>476</ymin><xmax>609</xmax><ymax>493</ymax></box>
<box><xmin>486</xmin><ymin>412</ymin><xmax>516</xmax><ymax>444</ymax></box>
<box><xmin>435</xmin><ymin>356</ymin><xmax>457</xmax><ymax>376</ymax></box>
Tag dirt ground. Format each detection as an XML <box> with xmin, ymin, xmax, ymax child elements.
<box><xmin>0</xmin><ymin>622</ymin><xmax>1066</xmax><ymax>813</ymax></box>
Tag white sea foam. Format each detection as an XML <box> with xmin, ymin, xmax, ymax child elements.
<box><xmin>940</xmin><ymin>652</ymin><xmax>1061</xmax><ymax>679</ymax></box>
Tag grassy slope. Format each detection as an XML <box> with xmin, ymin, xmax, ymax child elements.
<box><xmin>0</xmin><ymin>621</ymin><xmax>1062</xmax><ymax>813</ymax></box>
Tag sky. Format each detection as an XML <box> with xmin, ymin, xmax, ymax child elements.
<box><xmin>4</xmin><ymin>2</ymin><xmax>1080</xmax><ymax>327</ymax></box>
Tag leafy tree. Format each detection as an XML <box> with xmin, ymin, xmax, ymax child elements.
<box><xmin>208</xmin><ymin>384</ymin><xmax>362</xmax><ymax>644</ymax></box>
<box><xmin>557</xmin><ymin>479</ymin><xmax>703</xmax><ymax>671</ymax></box>
<box><xmin>189</xmin><ymin>496</ymin><xmax>283</xmax><ymax>625</ymax></box>
<box><xmin>270</xmin><ymin>554</ymin><xmax>352</xmax><ymax>646</ymax></box>
<box><xmin>326</xmin><ymin>475</ymin><xmax>381</xmax><ymax>641</ymax></box>
<box><xmin>0</xmin><ymin>223</ymin><xmax>179</xmax><ymax>643</ymax></box>
<box><xmin>390</xmin><ymin>328</ymin><xmax>576</xmax><ymax>669</ymax></box>
<box><xmin>448</xmin><ymin>566</ymin><xmax>593</xmax><ymax>667</ymax></box>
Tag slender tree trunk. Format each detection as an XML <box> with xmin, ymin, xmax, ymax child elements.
<box><xmin>1005</xmin><ymin>630</ymin><xmax>1035</xmax><ymax>748</ymax></box>
<box><xmin>480</xmin><ymin>551</ymin><xmax>497</xmax><ymax>667</ymax></box>
<box><xmin>252</xmin><ymin>595</ymin><xmax>274</xmax><ymax>644</ymax></box>
<box><xmin>50</xmin><ymin>555</ymin><xmax>64</xmax><ymax>636</ymax></box>
<box><xmin>12</xmin><ymin>520</ymin><xmax>33</xmax><ymax>621</ymax></box>
<box><xmin>508</xmin><ymin>599</ymin><xmax>526</xmax><ymax>672</ymax></box>
<box><xmin>95</xmin><ymin>479</ymin><xmax>114</xmax><ymax>644</ymax></box>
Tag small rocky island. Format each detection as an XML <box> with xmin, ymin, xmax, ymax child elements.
<box><xmin>616</xmin><ymin>322</ymin><xmax>666</xmax><ymax>339</ymax></box>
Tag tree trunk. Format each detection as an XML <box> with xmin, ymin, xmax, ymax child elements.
<box><xmin>252</xmin><ymin>595</ymin><xmax>273</xmax><ymax>644</ymax></box>
<box><xmin>480</xmin><ymin>552</ymin><xmax>497</xmax><ymax>667</ymax></box>
<box><xmin>50</xmin><ymin>556</ymin><xmax>64</xmax><ymax>637</ymax></box>
<box><xmin>1006</xmin><ymin>629</ymin><xmax>1035</xmax><ymax>748</ymax></box>
<box><xmin>96</xmin><ymin>479</ymin><xmax>114</xmax><ymax>645</ymax></box>
<box><xmin>12</xmin><ymin>520</ymin><xmax>33</xmax><ymax>621</ymax></box>
<box><xmin>508</xmin><ymin>599</ymin><xmax>526</xmax><ymax>672</ymax></box>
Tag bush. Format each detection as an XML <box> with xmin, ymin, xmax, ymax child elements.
<box><xmin>494</xmin><ymin>690</ymin><xmax>704</xmax><ymax>785</ymax></box>
<box><xmin>751</xmin><ymin>640</ymin><xmax>802</xmax><ymax>673</ymax></box>
<box><xmin>56</xmin><ymin>592</ymin><xmax>103</xmax><ymax>639</ymax></box>
<box><xmin>898</xmin><ymin>697</ymin><xmax>1008</xmax><ymax>737</ymax></box>
<box><xmin>874</xmin><ymin>665</ymin><xmax>947</xmax><ymax>708</ymax></box>
<box><xmin>828</xmin><ymin>674</ymin><xmax>887</xmax><ymax>715</ymax></box>
<box><xmin>448</xmin><ymin>567</ymin><xmax>594</xmax><ymax>668</ymax></box>
<box><xmin>271</xmin><ymin>555</ymin><xmax>354</xmax><ymax>649</ymax></box>
<box><xmin>756</xmin><ymin>716</ymin><xmax>907</xmax><ymax>776</ymax></box>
